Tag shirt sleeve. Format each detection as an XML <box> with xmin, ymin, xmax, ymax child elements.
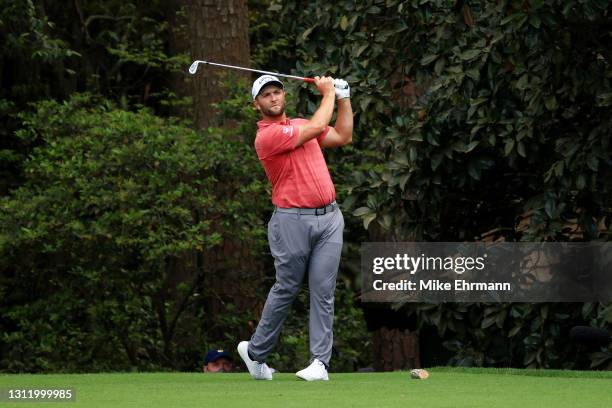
<box><xmin>255</xmin><ymin>123</ymin><xmax>299</xmax><ymax>159</ymax></box>
<box><xmin>317</xmin><ymin>126</ymin><xmax>331</xmax><ymax>146</ymax></box>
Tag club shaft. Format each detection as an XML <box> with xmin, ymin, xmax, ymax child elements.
<box><xmin>189</xmin><ymin>60</ymin><xmax>315</xmax><ymax>83</ymax></box>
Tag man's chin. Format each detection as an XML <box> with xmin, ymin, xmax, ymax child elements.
<box><xmin>265</xmin><ymin>107</ymin><xmax>285</xmax><ymax>117</ymax></box>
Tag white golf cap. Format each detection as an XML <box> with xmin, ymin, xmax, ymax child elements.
<box><xmin>252</xmin><ymin>75</ymin><xmax>284</xmax><ymax>100</ymax></box>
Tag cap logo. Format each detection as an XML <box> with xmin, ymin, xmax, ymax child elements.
<box><xmin>252</xmin><ymin>75</ymin><xmax>284</xmax><ymax>100</ymax></box>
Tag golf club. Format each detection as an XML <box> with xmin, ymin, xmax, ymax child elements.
<box><xmin>188</xmin><ymin>60</ymin><xmax>315</xmax><ymax>83</ymax></box>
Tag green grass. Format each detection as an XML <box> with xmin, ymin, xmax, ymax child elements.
<box><xmin>1</xmin><ymin>368</ymin><xmax>611</xmax><ymax>407</ymax></box>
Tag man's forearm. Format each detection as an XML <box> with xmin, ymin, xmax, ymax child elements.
<box><xmin>295</xmin><ymin>92</ymin><xmax>336</xmax><ymax>147</ymax></box>
<box><xmin>295</xmin><ymin>76</ymin><xmax>336</xmax><ymax>147</ymax></box>
<box><xmin>334</xmin><ymin>99</ymin><xmax>353</xmax><ymax>144</ymax></box>
<box><xmin>310</xmin><ymin>92</ymin><xmax>336</xmax><ymax>130</ymax></box>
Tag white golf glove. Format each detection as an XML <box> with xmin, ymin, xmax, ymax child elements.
<box><xmin>333</xmin><ymin>78</ymin><xmax>350</xmax><ymax>100</ymax></box>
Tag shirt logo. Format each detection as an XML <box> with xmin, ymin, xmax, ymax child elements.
<box><xmin>282</xmin><ymin>127</ymin><xmax>291</xmax><ymax>136</ymax></box>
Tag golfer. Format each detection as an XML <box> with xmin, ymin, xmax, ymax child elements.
<box><xmin>238</xmin><ymin>74</ymin><xmax>353</xmax><ymax>381</ymax></box>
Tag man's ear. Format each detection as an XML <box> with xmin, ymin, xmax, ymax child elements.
<box><xmin>253</xmin><ymin>100</ymin><xmax>260</xmax><ymax>112</ymax></box>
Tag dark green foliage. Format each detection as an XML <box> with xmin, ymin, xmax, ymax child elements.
<box><xmin>0</xmin><ymin>0</ymin><xmax>188</xmax><ymax>194</ymax></box>
<box><xmin>269</xmin><ymin>0</ymin><xmax>612</xmax><ymax>242</ymax></box>
<box><xmin>266</xmin><ymin>0</ymin><xmax>612</xmax><ymax>368</ymax></box>
<box><xmin>0</xmin><ymin>85</ymin><xmax>370</xmax><ymax>373</ymax></box>
<box><xmin>0</xmin><ymin>94</ymin><xmax>267</xmax><ymax>372</ymax></box>
<box><xmin>2</xmin><ymin>0</ymin><xmax>611</xmax><ymax>372</ymax></box>
<box><xmin>0</xmin><ymin>0</ymin><xmax>186</xmax><ymax>106</ymax></box>
<box><xmin>416</xmin><ymin>302</ymin><xmax>612</xmax><ymax>369</ymax></box>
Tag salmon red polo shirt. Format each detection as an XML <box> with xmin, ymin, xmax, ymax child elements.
<box><xmin>254</xmin><ymin>117</ymin><xmax>336</xmax><ymax>208</ymax></box>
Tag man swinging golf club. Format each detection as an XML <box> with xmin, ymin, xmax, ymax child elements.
<box><xmin>237</xmin><ymin>74</ymin><xmax>353</xmax><ymax>381</ymax></box>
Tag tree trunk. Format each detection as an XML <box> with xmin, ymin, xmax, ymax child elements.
<box><xmin>177</xmin><ymin>0</ymin><xmax>251</xmax><ymax>129</ymax></box>
<box><xmin>362</xmin><ymin>290</ymin><xmax>422</xmax><ymax>371</ymax></box>
<box><xmin>372</xmin><ymin>327</ymin><xmax>420</xmax><ymax>371</ymax></box>
<box><xmin>163</xmin><ymin>1</ymin><xmax>262</xmax><ymax>360</ymax></box>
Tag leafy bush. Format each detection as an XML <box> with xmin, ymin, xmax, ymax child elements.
<box><xmin>0</xmin><ymin>93</ymin><xmax>268</xmax><ymax>372</ymax></box>
<box><xmin>268</xmin><ymin>0</ymin><xmax>612</xmax><ymax>241</ymax></box>
<box><xmin>0</xmin><ymin>85</ymin><xmax>373</xmax><ymax>373</ymax></box>
<box><xmin>415</xmin><ymin>302</ymin><xmax>612</xmax><ymax>369</ymax></box>
<box><xmin>265</xmin><ymin>0</ymin><xmax>612</xmax><ymax>369</ymax></box>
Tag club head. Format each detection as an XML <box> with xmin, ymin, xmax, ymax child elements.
<box><xmin>188</xmin><ymin>61</ymin><xmax>202</xmax><ymax>75</ymax></box>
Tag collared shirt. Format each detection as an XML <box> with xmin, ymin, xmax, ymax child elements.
<box><xmin>254</xmin><ymin>118</ymin><xmax>335</xmax><ymax>208</ymax></box>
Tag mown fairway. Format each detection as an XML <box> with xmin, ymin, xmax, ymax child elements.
<box><xmin>1</xmin><ymin>367</ymin><xmax>611</xmax><ymax>407</ymax></box>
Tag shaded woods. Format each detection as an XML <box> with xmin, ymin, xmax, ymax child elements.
<box><xmin>1</xmin><ymin>1</ymin><xmax>611</xmax><ymax>372</ymax></box>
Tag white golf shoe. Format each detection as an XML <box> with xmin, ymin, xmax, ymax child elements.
<box><xmin>237</xmin><ymin>341</ymin><xmax>273</xmax><ymax>380</ymax></box>
<box><xmin>296</xmin><ymin>358</ymin><xmax>329</xmax><ymax>381</ymax></box>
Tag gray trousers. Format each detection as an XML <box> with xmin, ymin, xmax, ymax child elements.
<box><xmin>248</xmin><ymin>206</ymin><xmax>344</xmax><ymax>367</ymax></box>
